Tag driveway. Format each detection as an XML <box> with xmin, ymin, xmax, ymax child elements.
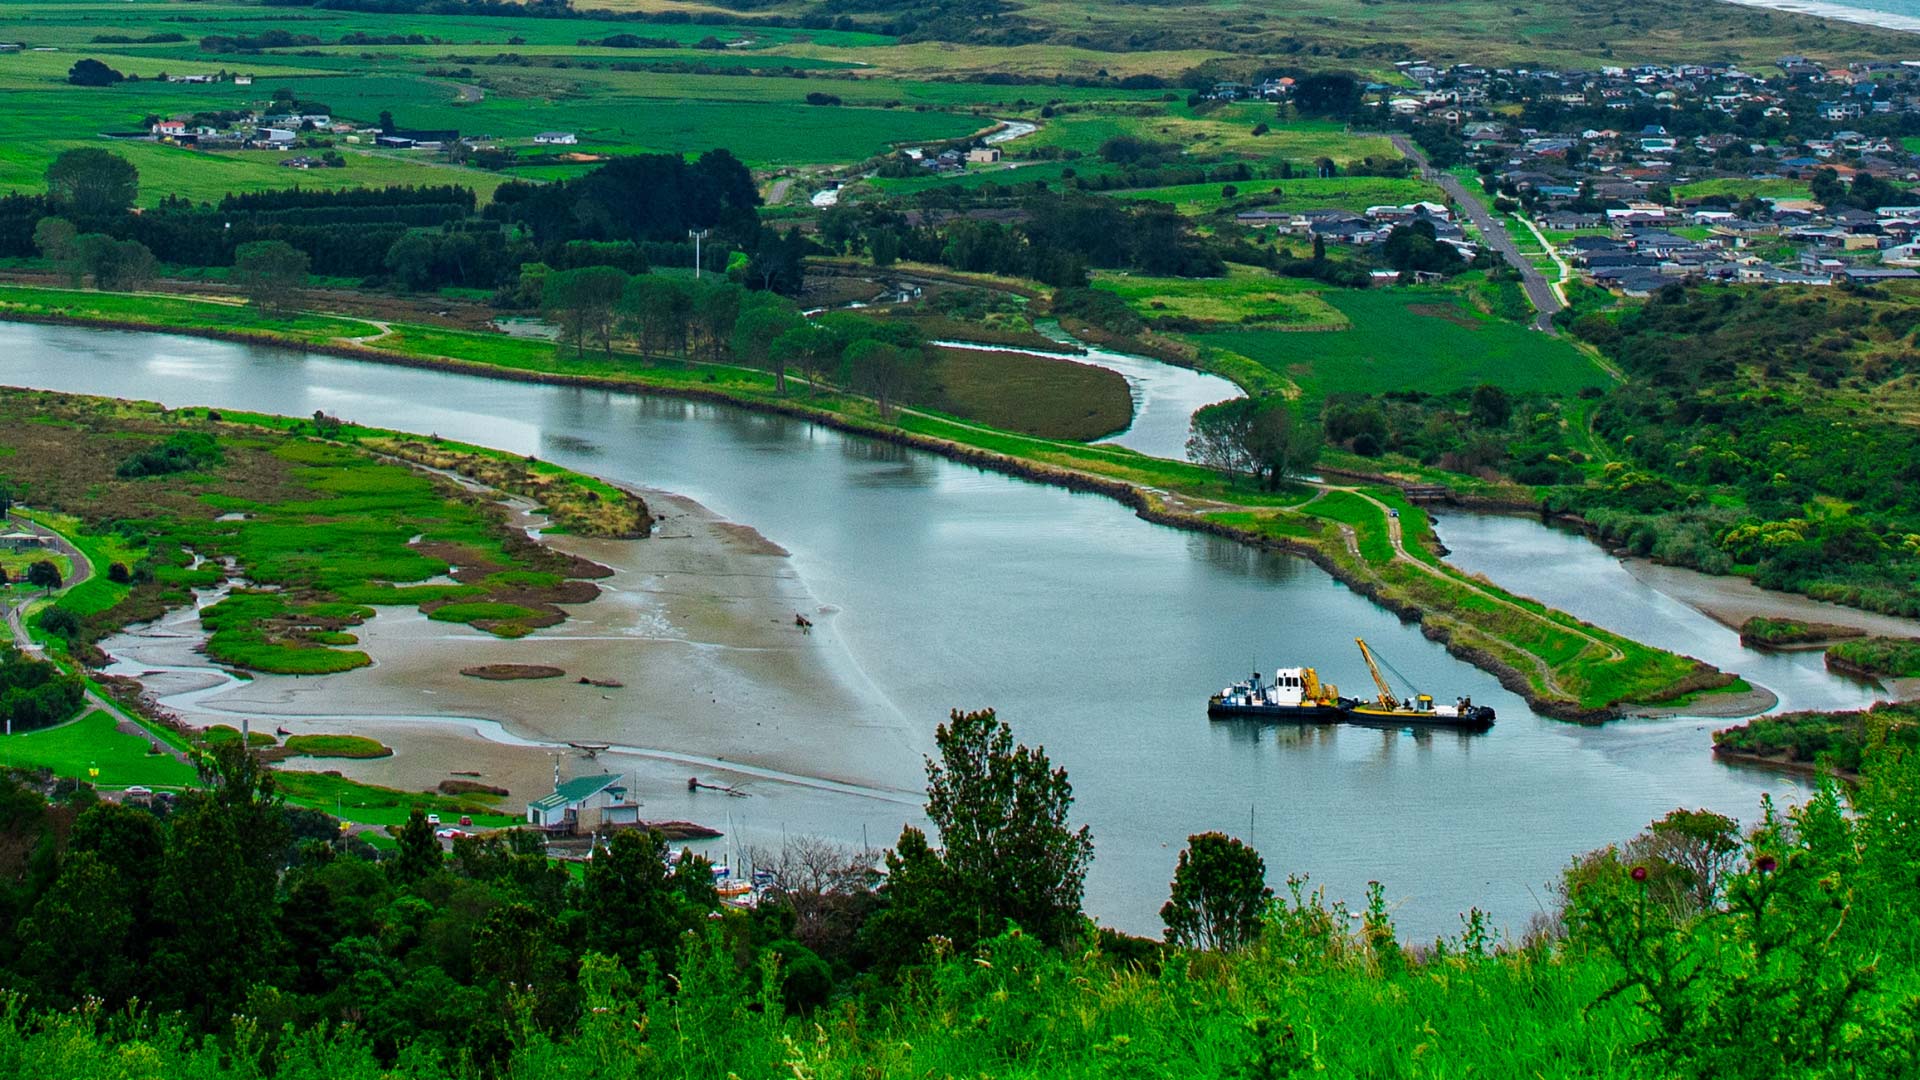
<box><xmin>1389</xmin><ymin>134</ymin><xmax>1564</xmax><ymax>333</ymax></box>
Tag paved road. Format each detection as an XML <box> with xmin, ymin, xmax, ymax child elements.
<box><xmin>1389</xmin><ymin>134</ymin><xmax>1564</xmax><ymax>333</ymax></box>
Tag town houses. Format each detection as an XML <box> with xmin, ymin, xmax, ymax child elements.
<box><xmin>1379</xmin><ymin>53</ymin><xmax>1920</xmax><ymax>295</ymax></box>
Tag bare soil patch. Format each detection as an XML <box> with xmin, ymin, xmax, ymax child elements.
<box><xmin>462</xmin><ymin>663</ymin><xmax>566</xmax><ymax>681</ymax></box>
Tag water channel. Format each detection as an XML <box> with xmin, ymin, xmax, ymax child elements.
<box><xmin>0</xmin><ymin>321</ymin><xmax>1867</xmax><ymax>939</ymax></box>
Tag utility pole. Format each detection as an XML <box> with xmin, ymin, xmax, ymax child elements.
<box><xmin>688</xmin><ymin>228</ymin><xmax>708</xmax><ymax>279</ymax></box>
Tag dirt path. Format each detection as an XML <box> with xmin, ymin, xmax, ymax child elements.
<box><xmin>765</xmin><ymin>178</ymin><xmax>794</xmax><ymax>206</ymax></box>
<box><xmin>1336</xmin><ymin>487</ymin><xmax>1626</xmax><ymax>698</ymax></box>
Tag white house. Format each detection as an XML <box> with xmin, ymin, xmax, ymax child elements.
<box><xmin>533</xmin><ymin>131</ymin><xmax>578</xmax><ymax>145</ymax></box>
<box><xmin>525</xmin><ymin>773</ymin><xmax>639</xmax><ymax>831</ymax></box>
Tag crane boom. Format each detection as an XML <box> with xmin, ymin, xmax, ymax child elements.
<box><xmin>1354</xmin><ymin>637</ymin><xmax>1398</xmax><ymax>710</ymax></box>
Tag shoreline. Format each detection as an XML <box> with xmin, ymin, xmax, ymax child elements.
<box><xmin>0</xmin><ymin>307</ymin><xmax>1733</xmax><ymax>722</ymax></box>
<box><xmin>1716</xmin><ymin>0</ymin><xmax>1920</xmax><ymax>34</ymax></box>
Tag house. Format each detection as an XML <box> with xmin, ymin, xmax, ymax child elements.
<box><xmin>152</xmin><ymin>120</ymin><xmax>187</xmax><ymax>138</ymax></box>
<box><xmin>533</xmin><ymin>131</ymin><xmax>578</xmax><ymax>145</ymax></box>
<box><xmin>525</xmin><ymin>773</ymin><xmax>637</xmax><ymax>831</ymax></box>
<box><xmin>966</xmin><ymin>147</ymin><xmax>1002</xmax><ymax>164</ymax></box>
<box><xmin>254</xmin><ymin>128</ymin><xmax>296</xmax><ymax>147</ymax></box>
<box><xmin>0</xmin><ymin>532</ymin><xmax>48</xmax><ymax>552</ymax></box>
<box><xmin>1837</xmin><ymin>266</ymin><xmax>1920</xmax><ymax>284</ymax></box>
<box><xmin>233</xmin><ymin>74</ymin><xmax>253</xmax><ymax>86</ymax></box>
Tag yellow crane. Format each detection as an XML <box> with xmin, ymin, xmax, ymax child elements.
<box><xmin>1354</xmin><ymin>637</ymin><xmax>1400</xmax><ymax>711</ymax></box>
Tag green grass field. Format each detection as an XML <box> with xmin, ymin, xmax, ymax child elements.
<box><xmin>0</xmin><ymin>709</ymin><xmax>200</xmax><ymax>789</ymax></box>
<box><xmin>1671</xmin><ymin>177</ymin><xmax>1814</xmax><ymax>201</ymax></box>
<box><xmin>1093</xmin><ymin>267</ymin><xmax>1348</xmax><ymax>328</ymax></box>
<box><xmin>1197</xmin><ymin>289</ymin><xmax>1612</xmax><ymax>402</ymax></box>
<box><xmin>1106</xmin><ymin>175</ymin><xmax>1444</xmax><ymax>215</ymax></box>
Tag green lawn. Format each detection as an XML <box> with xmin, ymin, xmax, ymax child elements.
<box><xmin>1107</xmin><ymin>175</ymin><xmax>1444</xmax><ymax>215</ymax></box>
<box><xmin>1196</xmin><ymin>289</ymin><xmax>1612</xmax><ymax>402</ymax></box>
<box><xmin>1671</xmin><ymin>177</ymin><xmax>1813</xmax><ymax>201</ymax></box>
<box><xmin>0</xmin><ymin>709</ymin><xmax>199</xmax><ymax>789</ymax></box>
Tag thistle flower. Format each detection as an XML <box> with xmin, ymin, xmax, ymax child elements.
<box><xmin>1630</xmin><ymin>866</ymin><xmax>1649</xmax><ymax>883</ymax></box>
<box><xmin>1756</xmin><ymin>855</ymin><xmax>1778</xmax><ymax>874</ymax></box>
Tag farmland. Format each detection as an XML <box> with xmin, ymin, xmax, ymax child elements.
<box><xmin>1198</xmin><ymin>288</ymin><xmax>1612</xmax><ymax>402</ymax></box>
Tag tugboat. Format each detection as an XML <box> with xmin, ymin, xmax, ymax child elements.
<box><xmin>1208</xmin><ymin>666</ymin><xmax>1349</xmax><ymax>721</ymax></box>
<box><xmin>1345</xmin><ymin>638</ymin><xmax>1496</xmax><ymax>730</ymax></box>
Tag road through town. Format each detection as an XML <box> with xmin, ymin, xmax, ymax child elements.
<box><xmin>1390</xmin><ymin>133</ymin><xmax>1565</xmax><ymax>332</ymax></box>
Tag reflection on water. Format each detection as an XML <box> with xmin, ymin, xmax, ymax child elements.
<box><xmin>1193</xmin><ymin>532</ymin><xmax>1303</xmax><ymax>584</ymax></box>
<box><xmin>0</xmin><ymin>322</ymin><xmax>1817</xmax><ymax>941</ymax></box>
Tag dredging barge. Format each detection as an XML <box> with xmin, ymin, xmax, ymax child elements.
<box><xmin>1207</xmin><ymin>666</ymin><xmax>1349</xmax><ymax>721</ymax></box>
<box><xmin>1206</xmin><ymin>639</ymin><xmax>1496</xmax><ymax>731</ymax></box>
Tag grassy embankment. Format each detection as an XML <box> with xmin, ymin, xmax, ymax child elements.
<box><xmin>0</xmin><ymin>282</ymin><xmax>1720</xmax><ymax>719</ymax></box>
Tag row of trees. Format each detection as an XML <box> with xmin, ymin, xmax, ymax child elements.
<box><xmin>10</xmin><ymin>150</ymin><xmax>794</xmax><ymax>296</ymax></box>
<box><xmin>538</xmin><ymin>270</ymin><xmax>931</xmax><ymax>417</ymax></box>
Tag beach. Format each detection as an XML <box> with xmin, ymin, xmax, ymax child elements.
<box><xmin>1718</xmin><ymin>0</ymin><xmax>1920</xmax><ymax>35</ymax></box>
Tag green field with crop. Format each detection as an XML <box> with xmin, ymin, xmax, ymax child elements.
<box><xmin>1198</xmin><ymin>289</ymin><xmax>1612</xmax><ymax>401</ymax></box>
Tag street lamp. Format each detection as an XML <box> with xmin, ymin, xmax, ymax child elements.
<box><xmin>688</xmin><ymin>229</ymin><xmax>709</xmax><ymax>279</ymax></box>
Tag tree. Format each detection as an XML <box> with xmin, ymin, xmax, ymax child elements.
<box><xmin>150</xmin><ymin>742</ymin><xmax>289</xmax><ymax>1023</ymax></box>
<box><xmin>32</xmin><ymin>217</ymin><xmax>77</xmax><ymax>277</ymax></box>
<box><xmin>383</xmin><ymin>231</ymin><xmax>437</xmax><ymax>291</ymax></box>
<box><xmin>844</xmin><ymin>338</ymin><xmax>924</xmax><ymax>421</ymax></box>
<box><xmin>1161</xmin><ymin>832</ymin><xmax>1272</xmax><ymax>951</ymax></box>
<box><xmin>582</xmin><ymin>828</ymin><xmax>689</xmax><ymax>969</ymax></box>
<box><xmin>1293</xmin><ymin>73</ymin><xmax>1361</xmax><ymax>118</ymax></box>
<box><xmin>231</xmin><ymin>240</ymin><xmax>310</xmax><ymax>315</ymax></box>
<box><xmin>26</xmin><ymin>560</ymin><xmax>61</xmax><ymax>593</ymax></box>
<box><xmin>921</xmin><ymin>708</ymin><xmax>1093</xmax><ymax>948</ymax></box>
<box><xmin>378</xmin><ymin>109</ymin><xmax>395</xmax><ymax>134</ymax></box>
<box><xmin>74</xmin><ymin>235</ymin><xmax>155</xmax><ymax>291</ymax></box>
<box><xmin>690</xmin><ymin>281</ymin><xmax>742</xmax><ymax>361</ymax></box>
<box><xmin>545</xmin><ymin>267</ymin><xmax>627</xmax><ymax>358</ymax></box>
<box><xmin>1469</xmin><ymin>384</ymin><xmax>1512</xmax><ymax>428</ymax></box>
<box><xmin>1637</xmin><ymin>808</ymin><xmax>1742</xmax><ymax>913</ymax></box>
<box><xmin>388</xmin><ymin>809</ymin><xmax>441</xmax><ymax>884</ymax></box>
<box><xmin>1186</xmin><ymin>398</ymin><xmax>1320</xmax><ymax>490</ymax></box>
<box><xmin>67</xmin><ymin>58</ymin><xmax>126</xmax><ymax>87</ymax></box>
<box><xmin>731</xmin><ymin>299</ymin><xmax>799</xmax><ymax>393</ymax></box>
<box><xmin>45</xmin><ymin>148</ymin><xmax>139</xmax><ymax>216</ymax></box>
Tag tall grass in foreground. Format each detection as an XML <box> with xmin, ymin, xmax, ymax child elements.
<box><xmin>4</xmin><ymin>742</ymin><xmax>1918</xmax><ymax>1079</ymax></box>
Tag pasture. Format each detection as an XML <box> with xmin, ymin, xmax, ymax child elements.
<box><xmin>1197</xmin><ymin>289</ymin><xmax>1611</xmax><ymax>402</ymax></box>
<box><xmin>1093</xmin><ymin>268</ymin><xmax>1348</xmax><ymax>328</ymax></box>
<box><xmin>1108</xmin><ymin>175</ymin><xmax>1445</xmax><ymax>215</ymax></box>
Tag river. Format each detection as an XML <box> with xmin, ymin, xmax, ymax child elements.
<box><xmin>0</xmin><ymin>322</ymin><xmax>1842</xmax><ymax>940</ymax></box>
<box><xmin>934</xmin><ymin>322</ymin><xmax>1242</xmax><ymax>460</ymax></box>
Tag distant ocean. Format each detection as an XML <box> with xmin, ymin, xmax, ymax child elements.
<box><xmin>1719</xmin><ymin>0</ymin><xmax>1920</xmax><ymax>35</ymax></box>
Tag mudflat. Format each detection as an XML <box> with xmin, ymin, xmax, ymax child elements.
<box><xmin>99</xmin><ymin>487</ymin><xmax>930</xmax><ymax>809</ymax></box>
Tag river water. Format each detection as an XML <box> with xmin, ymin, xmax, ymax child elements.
<box><xmin>934</xmin><ymin>325</ymin><xmax>1242</xmax><ymax>460</ymax></box>
<box><xmin>0</xmin><ymin>322</ymin><xmax>1852</xmax><ymax>940</ymax></box>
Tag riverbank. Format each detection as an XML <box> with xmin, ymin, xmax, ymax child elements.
<box><xmin>0</xmin><ymin>285</ymin><xmax>1729</xmax><ymax>721</ymax></box>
